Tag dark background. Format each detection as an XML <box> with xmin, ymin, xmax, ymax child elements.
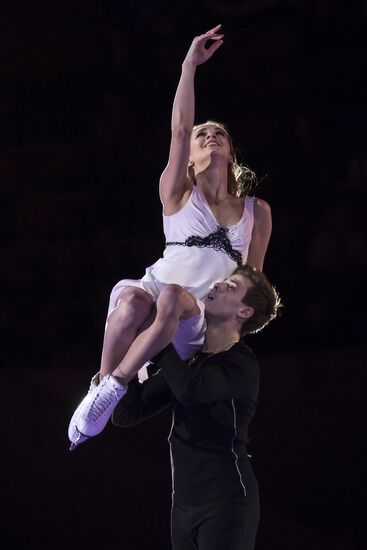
<box><xmin>1</xmin><ymin>1</ymin><xmax>367</xmax><ymax>548</ymax></box>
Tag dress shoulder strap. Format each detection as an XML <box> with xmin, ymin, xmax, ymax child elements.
<box><xmin>244</xmin><ymin>195</ymin><xmax>255</xmax><ymax>214</ymax></box>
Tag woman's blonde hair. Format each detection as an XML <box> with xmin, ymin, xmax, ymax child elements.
<box><xmin>188</xmin><ymin>120</ymin><xmax>258</xmax><ymax>197</ymax></box>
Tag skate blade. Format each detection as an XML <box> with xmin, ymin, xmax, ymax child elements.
<box><xmin>68</xmin><ymin>429</ymin><xmax>89</xmax><ymax>451</ymax></box>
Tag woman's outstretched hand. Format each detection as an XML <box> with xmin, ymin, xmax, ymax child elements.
<box><xmin>183</xmin><ymin>24</ymin><xmax>224</xmax><ymax>68</ymax></box>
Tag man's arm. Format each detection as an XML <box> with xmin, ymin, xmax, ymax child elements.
<box><xmin>154</xmin><ymin>342</ymin><xmax>259</xmax><ymax>406</ymax></box>
<box><xmin>112</xmin><ymin>372</ymin><xmax>171</xmax><ymax>427</ymax></box>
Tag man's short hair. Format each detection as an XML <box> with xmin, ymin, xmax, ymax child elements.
<box><xmin>232</xmin><ymin>264</ymin><xmax>282</xmax><ymax>336</ymax></box>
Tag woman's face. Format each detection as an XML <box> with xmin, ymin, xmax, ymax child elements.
<box><xmin>189</xmin><ymin>124</ymin><xmax>232</xmax><ymax>168</ymax></box>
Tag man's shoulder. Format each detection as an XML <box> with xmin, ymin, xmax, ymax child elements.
<box><xmin>219</xmin><ymin>340</ymin><xmax>259</xmax><ymax>375</ymax></box>
<box><xmin>235</xmin><ymin>339</ymin><xmax>258</xmax><ymax>362</ymax></box>
<box><xmin>222</xmin><ymin>340</ymin><xmax>260</xmax><ymax>386</ymax></box>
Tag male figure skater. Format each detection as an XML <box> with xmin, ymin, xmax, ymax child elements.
<box><xmin>112</xmin><ymin>264</ymin><xmax>281</xmax><ymax>550</ymax></box>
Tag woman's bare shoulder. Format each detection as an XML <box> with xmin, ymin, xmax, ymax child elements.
<box><xmin>252</xmin><ymin>197</ymin><xmax>271</xmax><ymax>219</ymax></box>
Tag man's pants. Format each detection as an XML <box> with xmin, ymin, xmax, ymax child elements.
<box><xmin>171</xmin><ymin>485</ymin><xmax>260</xmax><ymax>550</ymax></box>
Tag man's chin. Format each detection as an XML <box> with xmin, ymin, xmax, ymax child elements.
<box><xmin>203</xmin><ymin>298</ymin><xmax>215</xmax><ymax>314</ymax></box>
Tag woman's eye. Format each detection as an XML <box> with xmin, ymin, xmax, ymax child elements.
<box><xmin>196</xmin><ymin>131</ymin><xmax>205</xmax><ymax>137</ymax></box>
<box><xmin>216</xmin><ymin>130</ymin><xmax>225</xmax><ymax>136</ymax></box>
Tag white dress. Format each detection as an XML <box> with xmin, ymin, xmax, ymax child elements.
<box><xmin>108</xmin><ymin>186</ymin><xmax>255</xmax><ymax>365</ymax></box>
<box><xmin>108</xmin><ymin>185</ymin><xmax>255</xmax><ymax>315</ymax></box>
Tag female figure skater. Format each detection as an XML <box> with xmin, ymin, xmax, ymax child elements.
<box><xmin>69</xmin><ymin>25</ymin><xmax>272</xmax><ymax>448</ymax></box>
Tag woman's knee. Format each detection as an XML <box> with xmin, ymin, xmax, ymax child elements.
<box><xmin>158</xmin><ymin>284</ymin><xmax>183</xmax><ymax>304</ymax></box>
<box><xmin>156</xmin><ymin>285</ymin><xmax>184</xmax><ymax>316</ymax></box>
<box><xmin>119</xmin><ymin>287</ymin><xmax>153</xmax><ymax>308</ymax></box>
<box><xmin>111</xmin><ymin>287</ymin><xmax>153</xmax><ymax>323</ymax></box>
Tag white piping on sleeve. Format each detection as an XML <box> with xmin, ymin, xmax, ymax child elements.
<box><xmin>168</xmin><ymin>411</ymin><xmax>175</xmax><ymax>498</ymax></box>
<box><xmin>231</xmin><ymin>398</ymin><xmax>247</xmax><ymax>497</ymax></box>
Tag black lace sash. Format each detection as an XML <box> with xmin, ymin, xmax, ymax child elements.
<box><xmin>166</xmin><ymin>226</ymin><xmax>242</xmax><ymax>266</ymax></box>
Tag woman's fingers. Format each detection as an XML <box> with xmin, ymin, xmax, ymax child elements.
<box><xmin>205</xmin><ymin>39</ymin><xmax>224</xmax><ymax>57</ymax></box>
<box><xmin>184</xmin><ymin>25</ymin><xmax>224</xmax><ymax>66</ymax></box>
<box><xmin>198</xmin><ymin>32</ymin><xmax>223</xmax><ymax>42</ymax></box>
<box><xmin>204</xmin><ymin>24</ymin><xmax>222</xmax><ymax>35</ymax></box>
<box><xmin>195</xmin><ymin>33</ymin><xmax>223</xmax><ymax>49</ymax></box>
<box><xmin>196</xmin><ymin>24</ymin><xmax>223</xmax><ymax>42</ymax></box>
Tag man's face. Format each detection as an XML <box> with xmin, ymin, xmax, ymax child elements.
<box><xmin>204</xmin><ymin>274</ymin><xmax>253</xmax><ymax>322</ymax></box>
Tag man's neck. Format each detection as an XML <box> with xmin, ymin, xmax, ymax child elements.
<box><xmin>203</xmin><ymin>323</ymin><xmax>240</xmax><ymax>354</ymax></box>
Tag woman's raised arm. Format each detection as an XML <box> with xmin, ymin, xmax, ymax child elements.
<box><xmin>160</xmin><ymin>25</ymin><xmax>224</xmax><ymax>214</ymax></box>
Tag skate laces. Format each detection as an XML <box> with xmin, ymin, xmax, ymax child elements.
<box><xmin>87</xmin><ymin>379</ymin><xmax>121</xmax><ymax>421</ymax></box>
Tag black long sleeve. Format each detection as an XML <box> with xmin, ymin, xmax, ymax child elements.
<box><xmin>112</xmin><ymin>340</ymin><xmax>260</xmax><ymax>504</ymax></box>
<box><xmin>112</xmin><ymin>372</ymin><xmax>171</xmax><ymax>427</ymax></box>
<box><xmin>158</xmin><ymin>340</ymin><xmax>260</xmax><ymax>503</ymax></box>
<box><xmin>156</xmin><ymin>342</ymin><xmax>259</xmax><ymax>406</ymax></box>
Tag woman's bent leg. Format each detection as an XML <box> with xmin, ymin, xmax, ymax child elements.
<box><xmin>68</xmin><ymin>286</ymin><xmax>154</xmax><ymax>449</ymax></box>
<box><xmin>112</xmin><ymin>284</ymin><xmax>199</xmax><ymax>382</ymax></box>
<box><xmin>75</xmin><ymin>285</ymin><xmax>199</xmax><ymax>439</ymax></box>
<box><xmin>99</xmin><ymin>287</ymin><xmax>154</xmax><ymax>378</ymax></box>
